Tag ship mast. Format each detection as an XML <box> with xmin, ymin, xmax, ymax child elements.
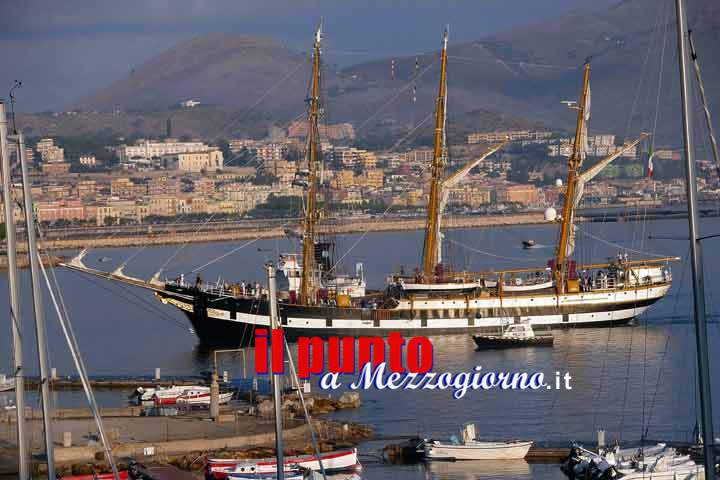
<box><xmin>299</xmin><ymin>22</ymin><xmax>323</xmax><ymax>305</ymax></box>
<box><xmin>421</xmin><ymin>28</ymin><xmax>449</xmax><ymax>278</ymax></box>
<box><xmin>555</xmin><ymin>62</ymin><xmax>591</xmax><ymax>293</ymax></box>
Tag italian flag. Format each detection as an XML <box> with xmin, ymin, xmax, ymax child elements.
<box><xmin>647</xmin><ymin>152</ymin><xmax>654</xmax><ymax>178</ymax></box>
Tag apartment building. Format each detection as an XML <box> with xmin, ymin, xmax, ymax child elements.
<box><xmin>111</xmin><ymin>177</ymin><xmax>148</xmax><ymax>199</ymax></box>
<box><xmin>96</xmin><ymin>200</ymin><xmax>147</xmax><ymax>225</ymax></box>
<box><xmin>494</xmin><ymin>185</ymin><xmax>540</xmax><ymax>205</ymax></box>
<box><xmin>148</xmin><ymin>195</ymin><xmax>178</xmax><ymax>217</ymax></box>
<box><xmin>34</xmin><ymin>199</ymin><xmax>85</xmax><ymax>223</ymax></box>
<box><xmin>448</xmin><ymin>187</ymin><xmax>493</xmax><ymax>207</ymax></box>
<box><xmin>76</xmin><ymin>180</ymin><xmax>98</xmax><ymax>199</ymax></box>
<box><xmin>468</xmin><ymin>130</ymin><xmax>552</xmax><ymax>144</ymax></box>
<box><xmin>147</xmin><ymin>176</ymin><xmax>180</xmax><ymax>196</ymax></box>
<box><xmin>164</xmin><ymin>149</ymin><xmax>223</xmax><ymax>172</ymax></box>
<box><xmin>193</xmin><ymin>178</ymin><xmax>216</xmax><ymax>196</ymax></box>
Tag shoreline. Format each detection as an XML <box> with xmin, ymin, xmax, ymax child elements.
<box><xmin>0</xmin><ymin>206</ymin><xmax>706</xmax><ymax>260</ymax></box>
<box><xmin>19</xmin><ymin>213</ymin><xmax>549</xmax><ymax>253</ymax></box>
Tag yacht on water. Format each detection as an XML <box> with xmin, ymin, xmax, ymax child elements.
<box><xmin>63</xmin><ymin>27</ymin><xmax>675</xmax><ymax>347</ymax></box>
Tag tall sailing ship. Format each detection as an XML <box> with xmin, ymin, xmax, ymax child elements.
<box><xmin>65</xmin><ymin>26</ymin><xmax>676</xmax><ymax>347</ymax></box>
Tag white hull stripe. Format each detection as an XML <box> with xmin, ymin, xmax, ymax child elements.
<box><xmin>157</xmin><ymin>284</ymin><xmax>669</xmax><ymax>331</ymax></box>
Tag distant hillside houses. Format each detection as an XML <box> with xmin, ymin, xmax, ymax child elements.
<box><xmin>547</xmin><ymin>134</ymin><xmax>638</xmax><ymax>159</ymax></box>
<box><xmin>467</xmin><ymin>130</ymin><xmax>552</xmax><ymax>144</ymax></box>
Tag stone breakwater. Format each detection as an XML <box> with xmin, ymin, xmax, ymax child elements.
<box><xmin>18</xmin><ymin>213</ymin><xmax>547</xmax><ymax>253</ymax></box>
<box><xmin>0</xmin><ymin>253</ymin><xmax>65</xmax><ymax>270</ymax></box>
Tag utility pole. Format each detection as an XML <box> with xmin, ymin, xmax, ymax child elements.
<box><xmin>267</xmin><ymin>263</ymin><xmax>284</xmax><ymax>480</ymax></box>
<box><xmin>0</xmin><ymin>101</ymin><xmax>29</xmax><ymax>479</ymax></box>
<box><xmin>674</xmin><ymin>1</ymin><xmax>715</xmax><ymax>478</ymax></box>
<box><xmin>16</xmin><ymin>130</ymin><xmax>56</xmax><ymax>478</ymax></box>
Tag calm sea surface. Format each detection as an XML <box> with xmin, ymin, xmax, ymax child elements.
<box><xmin>1</xmin><ymin>217</ymin><xmax>719</xmax><ymax>479</ymax></box>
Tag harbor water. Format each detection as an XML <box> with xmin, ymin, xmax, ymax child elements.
<box><xmin>1</xmin><ymin>217</ymin><xmax>719</xmax><ymax>479</ymax></box>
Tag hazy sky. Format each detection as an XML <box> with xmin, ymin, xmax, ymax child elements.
<box><xmin>0</xmin><ymin>0</ymin><xmax>616</xmax><ymax>112</ymax></box>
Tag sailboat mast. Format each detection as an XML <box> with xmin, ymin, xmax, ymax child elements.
<box><xmin>17</xmin><ymin>131</ymin><xmax>55</xmax><ymax>478</ymax></box>
<box><xmin>674</xmin><ymin>1</ymin><xmax>715</xmax><ymax>478</ymax></box>
<box><xmin>267</xmin><ymin>264</ymin><xmax>285</xmax><ymax>480</ymax></box>
<box><xmin>0</xmin><ymin>101</ymin><xmax>29</xmax><ymax>480</ymax></box>
<box><xmin>555</xmin><ymin>62</ymin><xmax>591</xmax><ymax>293</ymax></box>
<box><xmin>421</xmin><ymin>28</ymin><xmax>449</xmax><ymax>278</ymax></box>
<box><xmin>299</xmin><ymin>23</ymin><xmax>323</xmax><ymax>306</ymax></box>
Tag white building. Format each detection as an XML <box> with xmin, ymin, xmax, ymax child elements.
<box><xmin>79</xmin><ymin>155</ymin><xmax>97</xmax><ymax>167</ymax></box>
<box><xmin>116</xmin><ymin>139</ymin><xmax>210</xmax><ymax>163</ymax></box>
<box><xmin>36</xmin><ymin>138</ymin><xmax>64</xmax><ymax>163</ymax></box>
<box><xmin>161</xmin><ymin>149</ymin><xmax>224</xmax><ymax>172</ymax></box>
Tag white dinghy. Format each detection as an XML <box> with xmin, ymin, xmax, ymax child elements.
<box><xmin>423</xmin><ymin>423</ymin><xmax>533</xmax><ymax>461</ymax></box>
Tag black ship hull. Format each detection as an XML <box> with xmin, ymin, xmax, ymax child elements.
<box><xmin>157</xmin><ymin>286</ymin><xmax>662</xmax><ymax>348</ymax></box>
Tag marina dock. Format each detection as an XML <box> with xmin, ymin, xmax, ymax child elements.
<box><xmin>23</xmin><ymin>375</ymin><xmax>206</xmax><ymax>391</ymax></box>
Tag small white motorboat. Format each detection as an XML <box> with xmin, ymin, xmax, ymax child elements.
<box><xmin>423</xmin><ymin>424</ymin><xmax>533</xmax><ymax>461</ymax></box>
<box><xmin>152</xmin><ymin>385</ymin><xmax>207</xmax><ymax>405</ymax></box>
<box><xmin>132</xmin><ymin>385</ymin><xmax>201</xmax><ymax>404</ymax></box>
<box><xmin>176</xmin><ymin>388</ymin><xmax>233</xmax><ymax>406</ymax></box>
<box><xmin>473</xmin><ymin>324</ymin><xmax>554</xmax><ymax>350</ymax></box>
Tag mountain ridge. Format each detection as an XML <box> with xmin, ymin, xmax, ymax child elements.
<box><xmin>63</xmin><ymin>0</ymin><xmax>720</xmax><ymax>144</ymax></box>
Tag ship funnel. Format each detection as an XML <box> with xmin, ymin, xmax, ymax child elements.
<box><xmin>355</xmin><ymin>262</ymin><xmax>364</xmax><ymax>280</ymax></box>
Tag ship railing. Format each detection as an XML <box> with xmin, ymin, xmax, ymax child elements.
<box><xmin>390</xmin><ymin>257</ymin><xmax>677</xmax><ymax>286</ymax></box>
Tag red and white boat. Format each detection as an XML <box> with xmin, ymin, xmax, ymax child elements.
<box><xmin>207</xmin><ymin>448</ymin><xmax>361</xmax><ymax>479</ymax></box>
<box><xmin>176</xmin><ymin>388</ymin><xmax>234</xmax><ymax>406</ymax></box>
<box><xmin>152</xmin><ymin>385</ymin><xmax>207</xmax><ymax>405</ymax></box>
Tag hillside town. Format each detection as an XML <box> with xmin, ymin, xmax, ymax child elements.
<box><xmin>2</xmin><ymin>121</ymin><xmax>719</xmax><ymax>228</ymax></box>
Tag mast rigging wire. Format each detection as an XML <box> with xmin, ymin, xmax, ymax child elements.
<box><xmin>185</xmin><ymin>235</ymin><xmax>272</xmax><ymax>275</ymax></box>
<box><xmin>212</xmin><ymin>60</ymin><xmax>306</xmax><ymax>142</ymax></box>
<box><xmin>445</xmin><ymin>237</ymin><xmax>545</xmax><ymax>262</ymax></box>
<box><xmin>37</xmin><ymin>253</ymin><xmax>121</xmax><ymax>480</ymax></box>
<box><xmin>67</xmin><ymin>269</ymin><xmax>193</xmax><ymax>333</ymax></box>
<box><xmin>282</xmin><ymin>338</ymin><xmax>328</xmax><ymax>480</ymax></box>
<box><xmin>355</xmin><ymin>59</ymin><xmax>438</xmax><ymax>132</ymax></box>
<box><xmin>576</xmin><ymin>227</ymin><xmax>670</xmax><ymax>258</ymax></box>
